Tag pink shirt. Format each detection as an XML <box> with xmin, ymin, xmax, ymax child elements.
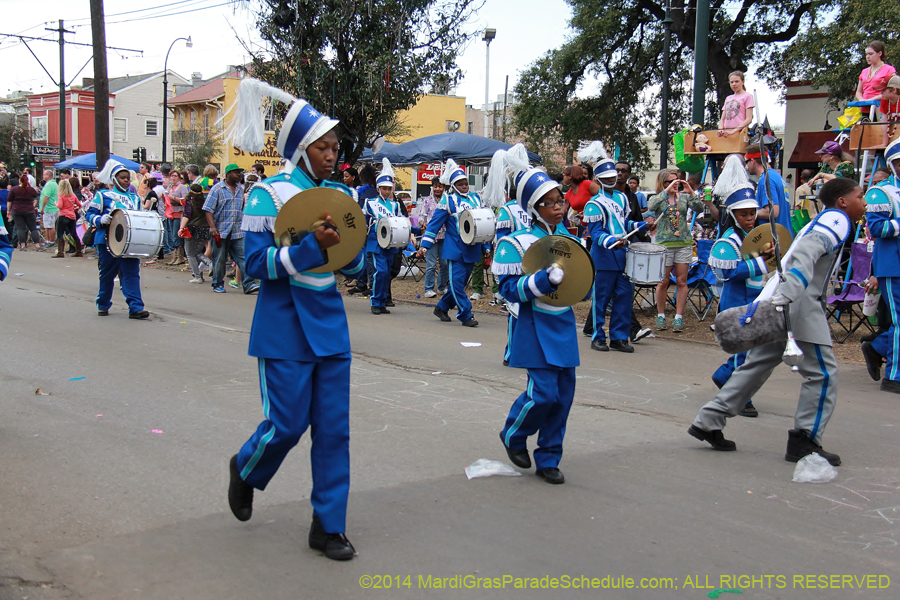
<box><xmin>859</xmin><ymin>64</ymin><xmax>896</xmax><ymax>99</ymax></box>
<box><xmin>721</xmin><ymin>92</ymin><xmax>754</xmax><ymax>129</ymax></box>
<box><xmin>881</xmin><ymin>97</ymin><xmax>900</xmax><ymax>122</ymax></box>
<box><xmin>56</xmin><ymin>193</ymin><xmax>82</xmax><ymax>220</ymax></box>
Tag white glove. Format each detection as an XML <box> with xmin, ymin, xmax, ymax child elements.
<box><xmin>770</xmin><ymin>293</ymin><xmax>790</xmax><ymax>306</ymax></box>
<box><xmin>100</xmin><ymin>213</ymin><xmax>113</xmax><ymax>225</ymax></box>
<box><xmin>547</xmin><ymin>266</ymin><xmax>564</xmax><ymax>285</ymax></box>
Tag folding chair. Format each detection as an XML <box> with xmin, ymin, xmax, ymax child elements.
<box><xmin>398</xmin><ymin>239</ymin><xmax>424</xmax><ymax>282</ymax></box>
<box><xmin>826</xmin><ymin>241</ymin><xmax>875</xmax><ymax>343</ymax></box>
<box><xmin>684</xmin><ymin>239</ymin><xmax>719</xmax><ymax>321</ymax></box>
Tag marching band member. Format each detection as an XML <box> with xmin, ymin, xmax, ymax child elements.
<box><xmin>84</xmin><ymin>160</ymin><xmax>150</xmax><ymax>319</ymax></box>
<box><xmin>364</xmin><ymin>158</ymin><xmax>404</xmax><ymax>315</ymax></box>
<box><xmin>689</xmin><ymin>178</ymin><xmax>867</xmax><ymax>465</ymax></box>
<box><xmin>707</xmin><ymin>155</ymin><xmax>771</xmax><ymax>418</ymax></box>
<box><xmin>492</xmin><ymin>166</ymin><xmax>584</xmax><ymax>484</ymax></box>
<box><xmin>0</xmin><ymin>221</ymin><xmax>11</xmax><ymax>283</ymax></box>
<box><xmin>416</xmin><ymin>158</ymin><xmax>487</xmax><ymax>327</ymax></box>
<box><xmin>223</xmin><ymin>78</ymin><xmax>365</xmax><ymax>561</ymax></box>
<box><xmin>580</xmin><ymin>142</ymin><xmax>650</xmax><ymax>352</ymax></box>
<box><xmin>863</xmin><ymin>138</ymin><xmax>900</xmax><ymax>393</ymax></box>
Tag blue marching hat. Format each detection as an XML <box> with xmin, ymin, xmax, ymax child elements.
<box><xmin>278</xmin><ymin>100</ymin><xmax>340</xmax><ymax>169</ymax></box>
<box><xmin>724</xmin><ymin>187</ymin><xmax>758</xmax><ymax>212</ymax></box>
<box><xmin>376</xmin><ymin>157</ymin><xmax>395</xmax><ymax>187</ymax></box>
<box><xmin>516</xmin><ymin>168</ymin><xmax>561</xmax><ymax>213</ymax></box>
<box><xmin>576</xmin><ymin>140</ymin><xmax>616</xmax><ymax>180</ymax></box>
<box><xmin>714</xmin><ymin>154</ymin><xmax>757</xmax><ymax>215</ymax></box>
<box><xmin>886</xmin><ymin>137</ymin><xmax>900</xmax><ymax>164</ymax></box>
<box><xmin>594</xmin><ymin>158</ymin><xmax>617</xmax><ymax>180</ymax></box>
<box><xmin>440</xmin><ymin>158</ymin><xmax>467</xmax><ymax>187</ymax></box>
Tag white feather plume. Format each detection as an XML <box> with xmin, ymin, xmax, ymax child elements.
<box><xmin>483</xmin><ymin>143</ymin><xmax>533</xmax><ymax>207</ymax></box>
<box><xmin>577</xmin><ymin>140</ymin><xmax>608</xmax><ymax>165</ymax></box>
<box><xmin>96</xmin><ymin>159</ymin><xmax>127</xmax><ymax>185</ymax></box>
<box><xmin>223</xmin><ymin>78</ymin><xmax>297</xmax><ymax>152</ymax></box>
<box><xmin>713</xmin><ymin>154</ymin><xmax>752</xmax><ymax>199</ymax></box>
<box><xmin>379</xmin><ymin>157</ymin><xmax>395</xmax><ymax>181</ymax></box>
<box><xmin>440</xmin><ymin>158</ymin><xmax>461</xmax><ymax>185</ymax></box>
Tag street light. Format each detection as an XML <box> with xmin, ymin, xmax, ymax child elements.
<box><xmin>162</xmin><ymin>36</ymin><xmax>192</xmax><ymax>165</ymax></box>
<box><xmin>482</xmin><ymin>28</ymin><xmax>496</xmax><ymax>138</ymax></box>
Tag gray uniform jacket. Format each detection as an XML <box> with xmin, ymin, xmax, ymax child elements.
<box><xmin>775</xmin><ymin>209</ymin><xmax>851</xmax><ymax>347</ymax></box>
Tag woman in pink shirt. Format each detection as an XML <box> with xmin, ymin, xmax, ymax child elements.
<box><xmin>52</xmin><ymin>179</ymin><xmax>83</xmax><ymax>258</ymax></box>
<box><xmin>855</xmin><ymin>41</ymin><xmax>896</xmax><ymax>101</ymax></box>
<box><xmin>718</xmin><ymin>71</ymin><xmax>754</xmax><ymax>138</ymax></box>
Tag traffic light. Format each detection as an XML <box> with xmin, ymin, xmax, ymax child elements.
<box><xmin>19</xmin><ymin>151</ymin><xmax>27</xmax><ymax>166</ymax></box>
<box><xmin>132</xmin><ymin>148</ymin><xmax>141</xmax><ymax>162</ymax></box>
<box><xmin>140</xmin><ymin>147</ymin><xmax>147</xmax><ymax>162</ymax></box>
<box><xmin>27</xmin><ymin>154</ymin><xmax>36</xmax><ymax>168</ymax></box>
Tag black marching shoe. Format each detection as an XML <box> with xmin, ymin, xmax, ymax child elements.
<box><xmin>861</xmin><ymin>341</ymin><xmax>883</xmax><ymax>381</ymax></box>
<box><xmin>535</xmin><ymin>467</ymin><xmax>565</xmax><ymax>484</ymax></box>
<box><xmin>98</xmin><ymin>309</ymin><xmax>109</xmax><ymax>316</ymax></box>
<box><xmin>738</xmin><ymin>401</ymin><xmax>758</xmax><ymax>418</ymax></box>
<box><xmin>433</xmin><ymin>307</ymin><xmax>451</xmax><ymax>322</ymax></box>
<box><xmin>609</xmin><ymin>340</ymin><xmax>634</xmax><ymax>353</ymax></box>
<box><xmin>309</xmin><ymin>514</ymin><xmax>356</xmax><ymax>561</ymax></box>
<box><xmin>785</xmin><ymin>429</ymin><xmax>841</xmax><ymax>466</ymax></box>
<box><xmin>371</xmin><ymin>306</ymin><xmax>390</xmax><ymax>315</ymax></box>
<box><xmin>500</xmin><ymin>432</ymin><xmax>531</xmax><ymax>469</ymax></box>
<box><xmin>462</xmin><ymin>318</ymin><xmax>478</xmax><ymax>327</ymax></box>
<box><xmin>502</xmin><ymin>359</ymin><xmax>509</xmax><ymax>367</ymax></box>
<box><xmin>129</xmin><ymin>310</ymin><xmax>150</xmax><ymax>319</ymax></box>
<box><xmin>385</xmin><ymin>299</ymin><xmax>395</xmax><ymax>307</ymax></box>
<box><xmin>688</xmin><ymin>425</ymin><xmax>736</xmax><ymax>451</ymax></box>
<box><xmin>590</xmin><ymin>340</ymin><xmax>609</xmax><ymax>352</ymax></box>
<box><xmin>228</xmin><ymin>454</ymin><xmax>254</xmax><ymax>522</ymax></box>
<box><xmin>881</xmin><ymin>378</ymin><xmax>900</xmax><ymax>394</ymax></box>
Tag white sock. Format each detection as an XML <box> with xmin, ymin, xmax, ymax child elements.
<box><xmin>675</xmin><ymin>314</ymin><xmax>683</xmax><ymax>320</ymax></box>
<box><xmin>658</xmin><ymin>313</ymin><xmax>665</xmax><ymax>319</ymax></box>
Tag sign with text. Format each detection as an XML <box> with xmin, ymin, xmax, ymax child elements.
<box><xmin>416</xmin><ymin>162</ymin><xmax>465</xmax><ymax>185</ymax></box>
<box><xmin>32</xmin><ymin>145</ymin><xmax>73</xmax><ymax>158</ymax></box>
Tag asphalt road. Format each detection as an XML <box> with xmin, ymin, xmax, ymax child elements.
<box><xmin>1</xmin><ymin>250</ymin><xmax>899</xmax><ymax>600</ymax></box>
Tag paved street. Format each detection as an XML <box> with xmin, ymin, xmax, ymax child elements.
<box><xmin>2</xmin><ymin>250</ymin><xmax>899</xmax><ymax>600</ymax></box>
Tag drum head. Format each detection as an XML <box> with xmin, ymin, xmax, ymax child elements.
<box><xmin>107</xmin><ymin>209</ymin><xmax>130</xmax><ymax>257</ymax></box>
<box><xmin>522</xmin><ymin>235</ymin><xmax>595</xmax><ymax>307</ymax></box>
<box><xmin>377</xmin><ymin>217</ymin><xmax>391</xmax><ymax>249</ymax></box>
<box><xmin>459</xmin><ymin>210</ymin><xmax>475</xmax><ymax>245</ymax></box>
<box><xmin>274</xmin><ymin>188</ymin><xmax>366</xmax><ymax>273</ymax></box>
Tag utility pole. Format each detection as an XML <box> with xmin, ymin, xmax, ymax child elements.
<box><xmin>501</xmin><ymin>75</ymin><xmax>509</xmax><ymax>143</ymax></box>
<box><xmin>660</xmin><ymin>1</ymin><xmax>673</xmax><ymax>169</ymax></box>
<box><xmin>692</xmin><ymin>0</ymin><xmax>711</xmax><ymax>126</ymax></box>
<box><xmin>47</xmin><ymin>20</ymin><xmax>74</xmax><ymax>166</ymax></box>
<box><xmin>90</xmin><ymin>0</ymin><xmax>110</xmax><ymax>169</ymax></box>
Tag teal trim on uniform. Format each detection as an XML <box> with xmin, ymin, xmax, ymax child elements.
<box><xmin>533</xmin><ymin>303</ymin><xmax>570</xmax><ymax>315</ymax></box>
<box><xmin>267</xmin><ymin>247</ymin><xmax>278</xmax><ymax>280</ymax></box>
<box><xmin>504</xmin><ymin>376</ymin><xmax>535</xmax><ymax>448</ymax></box>
<box><xmin>887</xmin><ymin>278</ymin><xmax>900</xmax><ymax>381</ymax></box>
<box><xmin>242</xmin><ymin>358</ymin><xmax>276</xmax><ymax>479</ymax></box>
<box><xmin>809</xmin><ymin>345</ymin><xmax>829</xmax><ymax>441</ymax></box>
<box><xmin>788</xmin><ymin>267</ymin><xmax>809</xmax><ymax>288</ymax></box>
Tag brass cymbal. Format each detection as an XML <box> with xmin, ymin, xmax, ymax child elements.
<box><xmin>521</xmin><ymin>235</ymin><xmax>595</xmax><ymax>307</ymax></box>
<box><xmin>274</xmin><ymin>187</ymin><xmax>366</xmax><ymax>274</ymax></box>
<box><xmin>741</xmin><ymin>223</ymin><xmax>793</xmax><ymax>272</ymax></box>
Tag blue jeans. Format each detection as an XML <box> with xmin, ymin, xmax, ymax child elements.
<box><xmin>424</xmin><ymin>238</ymin><xmax>449</xmax><ymax>292</ymax></box>
<box><xmin>163</xmin><ymin>217</ymin><xmax>180</xmax><ymax>254</ymax></box>
<box><xmin>211</xmin><ymin>236</ymin><xmax>257</xmax><ymax>292</ymax></box>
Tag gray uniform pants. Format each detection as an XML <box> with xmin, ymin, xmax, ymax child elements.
<box><xmin>693</xmin><ymin>340</ymin><xmax>838</xmax><ymax>444</ymax></box>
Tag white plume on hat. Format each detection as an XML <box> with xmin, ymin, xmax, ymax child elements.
<box><xmin>576</xmin><ymin>140</ymin><xmax>608</xmax><ymax>165</ymax></box>
<box><xmin>714</xmin><ymin>154</ymin><xmax>753</xmax><ymax>199</ymax></box>
<box><xmin>377</xmin><ymin>157</ymin><xmax>395</xmax><ymax>186</ymax></box>
<box><xmin>224</xmin><ymin>78</ymin><xmax>298</xmax><ymax>152</ymax></box>
<box><xmin>483</xmin><ymin>143</ymin><xmax>532</xmax><ymax>207</ymax></box>
<box><xmin>96</xmin><ymin>159</ymin><xmax>129</xmax><ymax>185</ymax></box>
<box><xmin>440</xmin><ymin>158</ymin><xmax>461</xmax><ymax>185</ymax></box>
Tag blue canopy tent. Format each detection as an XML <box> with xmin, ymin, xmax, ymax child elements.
<box><xmin>373</xmin><ymin>133</ymin><xmax>541</xmax><ymax>166</ymax></box>
<box><xmin>54</xmin><ymin>153</ymin><xmax>141</xmax><ymax>171</ymax></box>
<box><xmin>358</xmin><ymin>142</ymin><xmax>397</xmax><ymax>162</ymax></box>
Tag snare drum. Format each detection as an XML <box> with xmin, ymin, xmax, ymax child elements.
<box><xmin>459</xmin><ymin>208</ymin><xmax>496</xmax><ymax>245</ymax></box>
<box><xmin>625</xmin><ymin>242</ymin><xmax>667</xmax><ymax>285</ymax></box>
<box><xmin>376</xmin><ymin>216</ymin><xmax>411</xmax><ymax>249</ymax></box>
<box><xmin>107</xmin><ymin>209</ymin><xmax>164</xmax><ymax>258</ymax></box>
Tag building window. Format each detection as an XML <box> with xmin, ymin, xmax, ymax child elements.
<box><xmin>467</xmin><ymin>121</ymin><xmax>473</xmax><ymax>134</ymax></box>
<box><xmin>113</xmin><ymin>117</ymin><xmax>127</xmax><ymax>142</ymax></box>
<box><xmin>177</xmin><ymin>109</ymin><xmax>184</xmax><ymax>129</ymax></box>
<box><xmin>263</xmin><ymin>102</ymin><xmax>275</xmax><ymax>132</ymax></box>
<box><xmin>190</xmin><ymin>109</ymin><xmax>197</xmax><ymax>129</ymax></box>
<box><xmin>145</xmin><ymin>119</ymin><xmax>159</xmax><ymax>137</ymax></box>
<box><xmin>216</xmin><ymin>108</ymin><xmax>223</xmax><ymax>130</ymax></box>
<box><xmin>32</xmin><ymin>116</ymin><xmax>48</xmax><ymax>141</ymax></box>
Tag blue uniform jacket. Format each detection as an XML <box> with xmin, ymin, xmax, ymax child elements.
<box><xmin>708</xmin><ymin>227</ymin><xmax>769</xmax><ymax>311</ymax></box>
<box><xmin>364</xmin><ymin>197</ymin><xmax>403</xmax><ymax>255</ymax></box>
<box><xmin>241</xmin><ymin>168</ymin><xmax>365</xmax><ymax>361</ymax></box>
<box><xmin>582</xmin><ymin>189</ymin><xmax>647</xmax><ymax>271</ymax></box>
<box><xmin>495</xmin><ymin>201</ymin><xmax>531</xmax><ymax>240</ymax></box>
<box><xmin>85</xmin><ymin>188</ymin><xmax>143</xmax><ymax>246</ymax></box>
<box><xmin>756</xmin><ymin>169</ymin><xmax>792</xmax><ymax>233</ymax></box>
<box><xmin>866</xmin><ymin>178</ymin><xmax>900</xmax><ymax>278</ymax></box>
<box><xmin>491</xmin><ymin>226</ymin><xmax>580</xmax><ymax>369</ymax></box>
<box><xmin>419</xmin><ymin>192</ymin><xmax>488</xmax><ymax>262</ymax></box>
<box><xmin>0</xmin><ymin>225</ymin><xmax>12</xmax><ymax>281</ymax></box>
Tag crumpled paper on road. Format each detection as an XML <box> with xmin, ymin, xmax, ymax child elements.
<box><xmin>465</xmin><ymin>459</ymin><xmax>521</xmax><ymax>480</ymax></box>
<box><xmin>792</xmin><ymin>452</ymin><xmax>838</xmax><ymax>483</ymax></box>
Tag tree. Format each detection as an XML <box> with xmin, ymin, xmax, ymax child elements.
<box><xmin>763</xmin><ymin>0</ymin><xmax>899</xmax><ymax>108</ymax></box>
<box><xmin>241</xmin><ymin>0</ymin><xmax>481</xmax><ymax>166</ymax></box>
<box><xmin>512</xmin><ymin>0</ymin><xmax>832</xmax><ymax>172</ymax></box>
<box><xmin>0</xmin><ymin>119</ymin><xmax>31</xmax><ymax>171</ymax></box>
<box><xmin>173</xmin><ymin>128</ymin><xmax>223</xmax><ymax>170</ymax></box>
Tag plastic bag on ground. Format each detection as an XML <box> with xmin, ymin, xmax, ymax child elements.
<box><xmin>792</xmin><ymin>453</ymin><xmax>838</xmax><ymax>483</ymax></box>
<box><xmin>465</xmin><ymin>459</ymin><xmax>522</xmax><ymax>480</ymax></box>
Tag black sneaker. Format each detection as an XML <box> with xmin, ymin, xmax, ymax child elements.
<box><xmin>861</xmin><ymin>341</ymin><xmax>883</xmax><ymax>381</ymax></box>
<box><xmin>785</xmin><ymin>429</ymin><xmax>841</xmax><ymax>466</ymax></box>
<box><xmin>385</xmin><ymin>300</ymin><xmax>395</xmax><ymax>307</ymax></box>
<box><xmin>610</xmin><ymin>340</ymin><xmax>634</xmax><ymax>353</ymax></box>
<box><xmin>535</xmin><ymin>467</ymin><xmax>565</xmax><ymax>484</ymax></box>
<box><xmin>739</xmin><ymin>401</ymin><xmax>758</xmax><ymax>418</ymax></box>
<box><xmin>228</xmin><ymin>454</ymin><xmax>254</xmax><ymax>521</ymax></box>
<box><xmin>462</xmin><ymin>318</ymin><xmax>478</xmax><ymax>327</ymax></box>
<box><xmin>590</xmin><ymin>340</ymin><xmax>609</xmax><ymax>352</ymax></box>
<box><xmin>687</xmin><ymin>425</ymin><xmax>736</xmax><ymax>451</ymax></box>
<box><xmin>881</xmin><ymin>378</ymin><xmax>900</xmax><ymax>394</ymax></box>
<box><xmin>631</xmin><ymin>327</ymin><xmax>652</xmax><ymax>343</ymax></box>
<box><xmin>433</xmin><ymin>307</ymin><xmax>451</xmax><ymax>322</ymax></box>
<box><xmin>499</xmin><ymin>432</ymin><xmax>531</xmax><ymax>469</ymax></box>
<box><xmin>98</xmin><ymin>309</ymin><xmax>109</xmax><ymax>316</ymax></box>
<box><xmin>371</xmin><ymin>306</ymin><xmax>390</xmax><ymax>315</ymax></box>
<box><xmin>309</xmin><ymin>514</ymin><xmax>356</xmax><ymax>561</ymax></box>
<box><xmin>129</xmin><ymin>310</ymin><xmax>150</xmax><ymax>320</ymax></box>
<box><xmin>502</xmin><ymin>359</ymin><xmax>509</xmax><ymax>367</ymax></box>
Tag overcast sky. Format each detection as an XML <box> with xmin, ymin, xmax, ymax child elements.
<box><xmin>2</xmin><ymin>0</ymin><xmax>785</xmax><ymax>124</ymax></box>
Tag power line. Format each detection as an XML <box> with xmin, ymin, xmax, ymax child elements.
<box><xmin>102</xmin><ymin>0</ymin><xmax>239</xmax><ymax>25</ymax></box>
<box><xmin>66</xmin><ymin>0</ymin><xmax>213</xmax><ymax>22</ymax></box>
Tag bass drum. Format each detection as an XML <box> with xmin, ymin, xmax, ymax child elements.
<box><xmin>376</xmin><ymin>216</ymin><xmax>411</xmax><ymax>249</ymax></box>
<box><xmin>107</xmin><ymin>209</ymin><xmax>164</xmax><ymax>258</ymax></box>
<box><xmin>459</xmin><ymin>208</ymin><xmax>496</xmax><ymax>245</ymax></box>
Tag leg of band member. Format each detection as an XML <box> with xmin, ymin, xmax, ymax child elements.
<box><xmin>532</xmin><ymin>367</ymin><xmax>576</xmax><ymax>470</ymax></box>
<box><xmin>693</xmin><ymin>341</ymin><xmax>784</xmax><ymax>432</ymax></box>
<box><xmin>238</xmin><ymin>358</ymin><xmax>314</xmax><ymax>489</ymax></box>
<box><xmin>502</xmin><ymin>371</ymin><xmax>547</xmax><ymax>450</ymax></box>
<box><xmin>881</xmin><ymin>277</ymin><xmax>900</xmax><ymax>382</ymax></box>
<box><xmin>793</xmin><ymin>342</ymin><xmax>838</xmax><ymax>445</ymax></box>
<box><xmin>96</xmin><ymin>244</ymin><xmax>120</xmax><ymax>311</ymax></box>
<box><xmin>592</xmin><ymin>271</ymin><xmax>615</xmax><ymax>343</ymax></box>
<box><xmin>118</xmin><ymin>257</ymin><xmax>145</xmax><ymax>313</ymax></box>
<box><xmin>871</xmin><ymin>331</ymin><xmax>890</xmax><ymax>359</ymax></box>
<box><xmin>451</xmin><ymin>261</ymin><xmax>475</xmax><ymax>322</ymax></box>
<box><xmin>308</xmin><ymin>354</ymin><xmax>352</xmax><ymax>534</ymax></box>
<box><xmin>371</xmin><ymin>253</ymin><xmax>388</xmax><ymax>308</ymax></box>
<box><xmin>608</xmin><ymin>273</ymin><xmax>633</xmax><ymax>342</ymax></box>
<box><xmin>504</xmin><ymin>314</ymin><xmax>514</xmax><ymax>362</ymax></box>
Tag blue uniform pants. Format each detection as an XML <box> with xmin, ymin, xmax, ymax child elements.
<box><xmin>713</xmin><ymin>352</ymin><xmax>747</xmax><ymax>388</ymax></box>
<box><xmin>369</xmin><ymin>250</ymin><xmax>395</xmax><ymax>308</ymax></box>
<box><xmin>436</xmin><ymin>259</ymin><xmax>475</xmax><ymax>322</ymax></box>
<box><xmin>877</xmin><ymin>277</ymin><xmax>900</xmax><ymax>383</ymax></box>
<box><xmin>501</xmin><ymin>367</ymin><xmax>576</xmax><ymax>470</ymax></box>
<box><xmin>96</xmin><ymin>243</ymin><xmax>144</xmax><ymax>313</ymax></box>
<box><xmin>236</xmin><ymin>356</ymin><xmax>351</xmax><ymax>534</ymax></box>
<box><xmin>592</xmin><ymin>270</ymin><xmax>632</xmax><ymax>343</ymax></box>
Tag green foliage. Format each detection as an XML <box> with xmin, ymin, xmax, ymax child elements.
<box><xmin>0</xmin><ymin>119</ymin><xmax>31</xmax><ymax>171</ymax></box>
<box><xmin>244</xmin><ymin>0</ymin><xmax>481</xmax><ymax>165</ymax></box>
<box><xmin>764</xmin><ymin>0</ymin><xmax>899</xmax><ymax>108</ymax></box>
<box><xmin>513</xmin><ymin>0</ymin><xmax>828</xmax><ymax>173</ymax></box>
<box><xmin>175</xmin><ymin>130</ymin><xmax>223</xmax><ymax>170</ymax></box>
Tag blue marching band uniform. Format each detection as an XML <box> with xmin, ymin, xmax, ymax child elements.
<box><xmin>419</xmin><ymin>159</ymin><xmax>488</xmax><ymax>326</ymax></box>
<box><xmin>865</xmin><ymin>138</ymin><xmax>900</xmax><ymax>388</ymax></box>
<box><xmin>0</xmin><ymin>222</ymin><xmax>12</xmax><ymax>284</ymax></box>
<box><xmin>582</xmin><ymin>158</ymin><xmax>647</xmax><ymax>349</ymax></box>
<box><xmin>85</xmin><ymin>161</ymin><xmax>149</xmax><ymax>317</ymax></box>
<box><xmin>495</xmin><ymin>196</ymin><xmax>533</xmax><ymax>362</ymax></box>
